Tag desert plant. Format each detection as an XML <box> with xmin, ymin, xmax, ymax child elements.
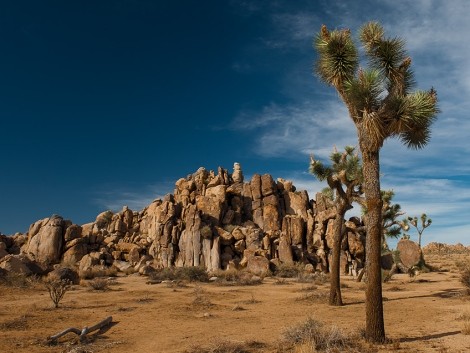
<box><xmin>281</xmin><ymin>317</ymin><xmax>362</xmax><ymax>352</ymax></box>
<box><xmin>88</xmin><ymin>277</ymin><xmax>109</xmax><ymax>291</ymax></box>
<box><xmin>404</xmin><ymin>213</ymin><xmax>432</xmax><ymax>248</ymax></box>
<box><xmin>44</xmin><ymin>279</ymin><xmax>71</xmax><ymax>308</ymax></box>
<box><xmin>0</xmin><ymin>271</ymin><xmax>39</xmax><ymax>288</ymax></box>
<box><xmin>314</xmin><ymin>21</ymin><xmax>439</xmax><ymax>342</ymax></box>
<box><xmin>149</xmin><ymin>266</ymin><xmax>209</xmax><ymax>283</ymax></box>
<box><xmin>184</xmin><ymin>339</ymin><xmax>266</xmax><ymax>353</ymax></box>
<box><xmin>460</xmin><ymin>264</ymin><xmax>470</xmax><ymax>294</ymax></box>
<box><xmin>274</xmin><ymin>263</ymin><xmax>305</xmax><ymax>278</ymax></box>
<box><xmin>310</xmin><ymin>146</ymin><xmax>363</xmax><ymax>306</ymax></box>
<box><xmin>211</xmin><ymin>269</ymin><xmax>263</xmax><ymax>286</ymax></box>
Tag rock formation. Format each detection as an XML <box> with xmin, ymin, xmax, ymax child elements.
<box><xmin>0</xmin><ymin>163</ymin><xmax>368</xmax><ymax>277</ymax></box>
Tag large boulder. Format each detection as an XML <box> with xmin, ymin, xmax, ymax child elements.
<box><xmin>26</xmin><ymin>215</ymin><xmax>65</xmax><ymax>265</ymax></box>
<box><xmin>0</xmin><ymin>254</ymin><xmax>32</xmax><ymax>275</ymax></box>
<box><xmin>397</xmin><ymin>239</ymin><xmax>422</xmax><ymax>268</ymax></box>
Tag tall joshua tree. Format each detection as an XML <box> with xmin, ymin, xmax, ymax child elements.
<box><xmin>310</xmin><ymin>146</ymin><xmax>363</xmax><ymax>306</ymax></box>
<box><xmin>314</xmin><ymin>22</ymin><xmax>439</xmax><ymax>342</ymax></box>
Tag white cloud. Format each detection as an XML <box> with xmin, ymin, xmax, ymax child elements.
<box><xmin>232</xmin><ymin>100</ymin><xmax>357</xmax><ymax>159</ymax></box>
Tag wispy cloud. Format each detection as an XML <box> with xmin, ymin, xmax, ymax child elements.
<box><xmin>231</xmin><ymin>100</ymin><xmax>357</xmax><ymax>159</ymax></box>
<box><xmin>93</xmin><ymin>181</ymin><xmax>174</xmax><ymax>213</ymax></box>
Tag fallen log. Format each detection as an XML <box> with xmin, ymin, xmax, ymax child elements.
<box><xmin>48</xmin><ymin>316</ymin><xmax>113</xmax><ymax>343</ymax></box>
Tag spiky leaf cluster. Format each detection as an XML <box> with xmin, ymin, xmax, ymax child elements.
<box><xmin>309</xmin><ymin>146</ymin><xmax>363</xmax><ymax>206</ymax></box>
<box><xmin>314</xmin><ymin>22</ymin><xmax>439</xmax><ymax>151</ymax></box>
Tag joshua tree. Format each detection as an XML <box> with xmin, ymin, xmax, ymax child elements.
<box><xmin>381</xmin><ymin>190</ymin><xmax>409</xmax><ymax>250</ymax></box>
<box><xmin>310</xmin><ymin>146</ymin><xmax>363</xmax><ymax>306</ymax></box>
<box><xmin>405</xmin><ymin>213</ymin><xmax>432</xmax><ymax>247</ymax></box>
<box><xmin>314</xmin><ymin>22</ymin><xmax>438</xmax><ymax>342</ymax></box>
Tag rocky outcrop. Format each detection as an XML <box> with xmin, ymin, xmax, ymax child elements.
<box><xmin>423</xmin><ymin>242</ymin><xmax>470</xmax><ymax>254</ymax></box>
<box><xmin>4</xmin><ymin>163</ymin><xmax>367</xmax><ymax>277</ymax></box>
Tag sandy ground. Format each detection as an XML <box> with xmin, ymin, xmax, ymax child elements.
<box><xmin>1</xmin><ymin>253</ymin><xmax>470</xmax><ymax>353</ymax></box>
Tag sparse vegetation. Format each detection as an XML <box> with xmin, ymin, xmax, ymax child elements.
<box><xmin>87</xmin><ymin>277</ymin><xmax>109</xmax><ymax>291</ymax></box>
<box><xmin>458</xmin><ymin>261</ymin><xmax>470</xmax><ymax>294</ymax></box>
<box><xmin>44</xmin><ymin>279</ymin><xmax>71</xmax><ymax>308</ymax></box>
<box><xmin>184</xmin><ymin>339</ymin><xmax>266</xmax><ymax>353</ymax></box>
<box><xmin>0</xmin><ymin>314</ymin><xmax>30</xmax><ymax>331</ymax></box>
<box><xmin>148</xmin><ymin>266</ymin><xmax>209</xmax><ymax>283</ymax></box>
<box><xmin>0</xmin><ymin>272</ymin><xmax>39</xmax><ymax>288</ymax></box>
<box><xmin>191</xmin><ymin>285</ymin><xmax>212</xmax><ymax>308</ymax></box>
<box><xmin>79</xmin><ymin>266</ymin><xmax>118</xmax><ymax>280</ymax></box>
<box><xmin>211</xmin><ymin>269</ymin><xmax>263</xmax><ymax>286</ymax></box>
<box><xmin>280</xmin><ymin>317</ymin><xmax>367</xmax><ymax>352</ymax></box>
<box><xmin>274</xmin><ymin>263</ymin><xmax>304</xmax><ymax>278</ymax></box>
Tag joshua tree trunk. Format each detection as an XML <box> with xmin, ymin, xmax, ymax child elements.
<box><xmin>361</xmin><ymin>145</ymin><xmax>386</xmax><ymax>342</ymax></box>
<box><xmin>329</xmin><ymin>212</ymin><xmax>344</xmax><ymax>306</ymax></box>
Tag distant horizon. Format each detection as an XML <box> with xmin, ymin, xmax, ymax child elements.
<box><xmin>1</xmin><ymin>1</ymin><xmax>469</xmax><ymax>245</ymax></box>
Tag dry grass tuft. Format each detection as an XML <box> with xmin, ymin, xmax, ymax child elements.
<box><xmin>191</xmin><ymin>285</ymin><xmax>213</xmax><ymax>308</ymax></box>
<box><xmin>184</xmin><ymin>339</ymin><xmax>266</xmax><ymax>353</ymax></box>
<box><xmin>280</xmin><ymin>317</ymin><xmax>368</xmax><ymax>352</ymax></box>
<box><xmin>87</xmin><ymin>278</ymin><xmax>109</xmax><ymax>291</ymax></box>
<box><xmin>462</xmin><ymin>320</ymin><xmax>470</xmax><ymax>335</ymax></box>
<box><xmin>0</xmin><ymin>314</ymin><xmax>30</xmax><ymax>330</ymax></box>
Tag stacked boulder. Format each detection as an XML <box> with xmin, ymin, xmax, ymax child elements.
<box><xmin>1</xmin><ymin>163</ymin><xmax>367</xmax><ymax>277</ymax></box>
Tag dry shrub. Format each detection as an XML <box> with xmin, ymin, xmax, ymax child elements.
<box><xmin>87</xmin><ymin>277</ymin><xmax>109</xmax><ymax>291</ymax></box>
<box><xmin>296</xmin><ymin>291</ymin><xmax>329</xmax><ymax>304</ymax></box>
<box><xmin>462</xmin><ymin>320</ymin><xmax>470</xmax><ymax>335</ymax></box>
<box><xmin>275</xmin><ymin>263</ymin><xmax>305</xmax><ymax>278</ymax></box>
<box><xmin>191</xmin><ymin>285</ymin><xmax>212</xmax><ymax>308</ymax></box>
<box><xmin>281</xmin><ymin>317</ymin><xmax>368</xmax><ymax>352</ymax></box>
<box><xmin>0</xmin><ymin>314</ymin><xmax>30</xmax><ymax>330</ymax></box>
<box><xmin>459</xmin><ymin>262</ymin><xmax>470</xmax><ymax>294</ymax></box>
<box><xmin>0</xmin><ymin>271</ymin><xmax>39</xmax><ymax>288</ymax></box>
<box><xmin>79</xmin><ymin>266</ymin><xmax>117</xmax><ymax>280</ymax></box>
<box><xmin>149</xmin><ymin>266</ymin><xmax>209</xmax><ymax>283</ymax></box>
<box><xmin>274</xmin><ymin>278</ymin><xmax>290</xmax><ymax>285</ymax></box>
<box><xmin>212</xmin><ymin>269</ymin><xmax>262</xmax><ymax>286</ymax></box>
<box><xmin>184</xmin><ymin>339</ymin><xmax>266</xmax><ymax>353</ymax></box>
<box><xmin>44</xmin><ymin>279</ymin><xmax>71</xmax><ymax>308</ymax></box>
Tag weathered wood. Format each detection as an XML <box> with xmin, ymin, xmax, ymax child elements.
<box><xmin>48</xmin><ymin>316</ymin><xmax>113</xmax><ymax>343</ymax></box>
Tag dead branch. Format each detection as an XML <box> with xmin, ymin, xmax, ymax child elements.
<box><xmin>48</xmin><ymin>316</ymin><xmax>113</xmax><ymax>343</ymax></box>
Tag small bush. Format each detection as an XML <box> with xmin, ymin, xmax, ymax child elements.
<box><xmin>0</xmin><ymin>272</ymin><xmax>38</xmax><ymax>288</ymax></box>
<box><xmin>281</xmin><ymin>317</ymin><xmax>364</xmax><ymax>352</ymax></box>
<box><xmin>88</xmin><ymin>278</ymin><xmax>109</xmax><ymax>291</ymax></box>
<box><xmin>211</xmin><ymin>269</ymin><xmax>263</xmax><ymax>286</ymax></box>
<box><xmin>184</xmin><ymin>339</ymin><xmax>265</xmax><ymax>353</ymax></box>
<box><xmin>275</xmin><ymin>263</ymin><xmax>304</xmax><ymax>278</ymax></box>
<box><xmin>149</xmin><ymin>266</ymin><xmax>209</xmax><ymax>283</ymax></box>
<box><xmin>191</xmin><ymin>285</ymin><xmax>212</xmax><ymax>308</ymax></box>
<box><xmin>460</xmin><ymin>265</ymin><xmax>470</xmax><ymax>294</ymax></box>
<box><xmin>44</xmin><ymin>279</ymin><xmax>71</xmax><ymax>308</ymax></box>
<box><xmin>0</xmin><ymin>314</ymin><xmax>30</xmax><ymax>330</ymax></box>
<box><xmin>462</xmin><ymin>320</ymin><xmax>470</xmax><ymax>335</ymax></box>
<box><xmin>79</xmin><ymin>266</ymin><xmax>117</xmax><ymax>280</ymax></box>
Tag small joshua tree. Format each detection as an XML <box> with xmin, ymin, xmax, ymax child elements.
<box><xmin>404</xmin><ymin>213</ymin><xmax>432</xmax><ymax>248</ymax></box>
<box><xmin>45</xmin><ymin>279</ymin><xmax>71</xmax><ymax>308</ymax></box>
<box><xmin>310</xmin><ymin>146</ymin><xmax>363</xmax><ymax>306</ymax></box>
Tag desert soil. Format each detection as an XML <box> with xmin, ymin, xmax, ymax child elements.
<box><xmin>1</xmin><ymin>253</ymin><xmax>470</xmax><ymax>353</ymax></box>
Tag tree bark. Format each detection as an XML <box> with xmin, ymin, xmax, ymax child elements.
<box><xmin>329</xmin><ymin>212</ymin><xmax>344</xmax><ymax>306</ymax></box>
<box><xmin>361</xmin><ymin>147</ymin><xmax>386</xmax><ymax>343</ymax></box>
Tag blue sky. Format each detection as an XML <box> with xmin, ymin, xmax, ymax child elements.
<box><xmin>1</xmin><ymin>0</ymin><xmax>469</xmax><ymax>246</ymax></box>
